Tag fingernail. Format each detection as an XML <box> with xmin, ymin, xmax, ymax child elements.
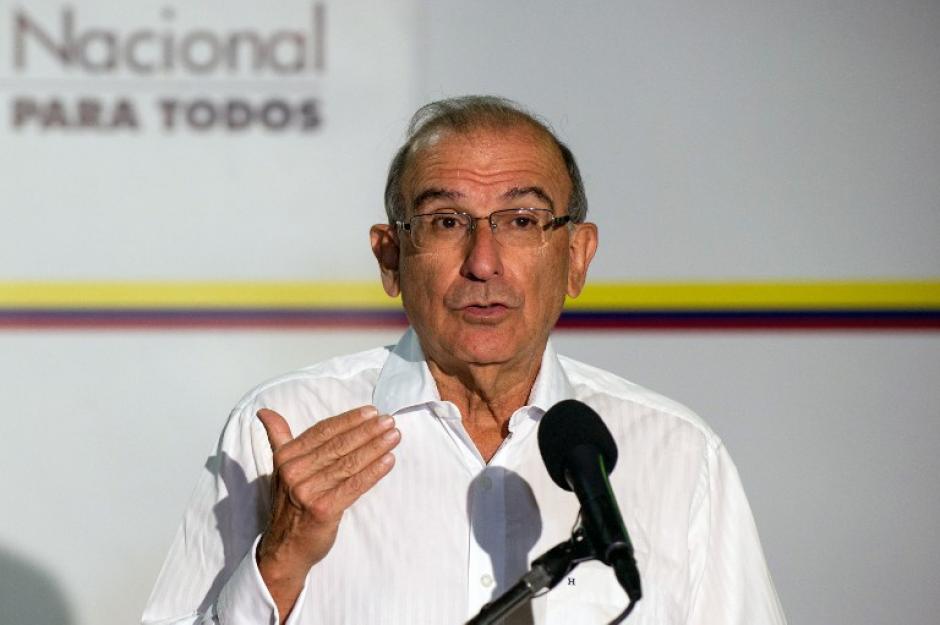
<box><xmin>362</xmin><ymin>406</ymin><xmax>378</xmax><ymax>418</ymax></box>
<box><xmin>382</xmin><ymin>428</ymin><xmax>400</xmax><ymax>442</ymax></box>
<box><xmin>378</xmin><ymin>415</ymin><xmax>395</xmax><ymax>429</ymax></box>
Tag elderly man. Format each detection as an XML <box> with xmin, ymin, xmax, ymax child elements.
<box><xmin>143</xmin><ymin>96</ymin><xmax>786</xmax><ymax>625</ymax></box>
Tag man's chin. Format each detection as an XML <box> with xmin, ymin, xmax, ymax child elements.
<box><xmin>449</xmin><ymin>330</ymin><xmax>525</xmax><ymax>367</ymax></box>
<box><xmin>414</xmin><ymin>320</ymin><xmax>538</xmax><ymax>369</ymax></box>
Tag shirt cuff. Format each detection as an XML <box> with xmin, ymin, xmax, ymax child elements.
<box><xmin>216</xmin><ymin>535</ymin><xmax>311</xmax><ymax>625</ymax></box>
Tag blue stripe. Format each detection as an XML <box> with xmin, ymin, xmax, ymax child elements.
<box><xmin>1</xmin><ymin>308</ymin><xmax>939</xmax><ymax>329</ymax></box>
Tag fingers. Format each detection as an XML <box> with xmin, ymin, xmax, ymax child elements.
<box><xmin>256</xmin><ymin>406</ymin><xmax>400</xmax><ymax>574</ymax></box>
<box><xmin>297</xmin><ymin>419</ymin><xmax>399</xmax><ymax>487</ymax></box>
<box><xmin>258</xmin><ymin>408</ymin><xmax>294</xmax><ymax>452</ymax></box>
<box><xmin>272</xmin><ymin>405</ymin><xmax>389</xmax><ymax>468</ymax></box>
<box><xmin>279</xmin><ymin>416</ymin><xmax>400</xmax><ymax>507</ymax></box>
<box><xmin>327</xmin><ymin>450</ymin><xmax>396</xmax><ymax>513</ymax></box>
<box><xmin>257</xmin><ymin>405</ymin><xmax>400</xmax><ymax>480</ymax></box>
<box><xmin>312</xmin><ymin>413</ymin><xmax>397</xmax><ymax>470</ymax></box>
<box><xmin>257</xmin><ymin>405</ymin><xmax>372</xmax><ymax>457</ymax></box>
<box><xmin>294</xmin><ymin>449</ymin><xmax>397</xmax><ymax>524</ymax></box>
<box><xmin>281</xmin><ymin>405</ymin><xmax>377</xmax><ymax>457</ymax></box>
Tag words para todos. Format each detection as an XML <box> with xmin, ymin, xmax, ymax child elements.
<box><xmin>13</xmin><ymin>97</ymin><xmax>321</xmax><ymax>131</ymax></box>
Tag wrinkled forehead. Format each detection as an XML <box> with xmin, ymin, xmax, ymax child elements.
<box><xmin>401</xmin><ymin>124</ymin><xmax>571</xmax><ymax>212</ymax></box>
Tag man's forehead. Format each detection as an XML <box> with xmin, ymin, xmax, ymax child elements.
<box><xmin>403</xmin><ymin>125</ymin><xmax>569</xmax><ymax>202</ymax></box>
<box><xmin>412</xmin><ymin>185</ymin><xmax>557</xmax><ymax>212</ymax></box>
<box><xmin>411</xmin><ymin>124</ymin><xmax>558</xmax><ymax>161</ymax></box>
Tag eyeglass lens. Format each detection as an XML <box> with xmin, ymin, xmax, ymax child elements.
<box><xmin>409</xmin><ymin>209</ymin><xmax>555</xmax><ymax>249</ymax></box>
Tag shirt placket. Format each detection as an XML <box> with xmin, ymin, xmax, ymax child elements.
<box><xmin>466</xmin><ymin>462</ymin><xmax>506</xmax><ymax>615</ymax></box>
<box><xmin>466</xmin><ymin>408</ymin><xmax>538</xmax><ymax>619</ymax></box>
<box><xmin>429</xmin><ymin>402</ymin><xmax>540</xmax><ymax>620</ymax></box>
<box><xmin>427</xmin><ymin>402</ymin><xmax>493</xmax><ymax>616</ymax></box>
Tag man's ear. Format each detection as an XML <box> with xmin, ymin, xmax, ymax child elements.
<box><xmin>370</xmin><ymin>224</ymin><xmax>401</xmax><ymax>297</ymax></box>
<box><xmin>566</xmin><ymin>222</ymin><xmax>598</xmax><ymax>298</ymax></box>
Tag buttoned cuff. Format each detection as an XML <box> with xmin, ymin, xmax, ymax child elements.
<box><xmin>216</xmin><ymin>535</ymin><xmax>310</xmax><ymax>625</ymax></box>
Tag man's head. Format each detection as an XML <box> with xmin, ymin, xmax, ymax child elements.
<box><xmin>383</xmin><ymin>96</ymin><xmax>589</xmax><ymax>226</ymax></box>
<box><xmin>371</xmin><ymin>96</ymin><xmax>597</xmax><ymax>374</ymax></box>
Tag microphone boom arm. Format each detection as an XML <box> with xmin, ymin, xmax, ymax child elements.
<box><xmin>465</xmin><ymin>528</ymin><xmax>595</xmax><ymax>625</ymax></box>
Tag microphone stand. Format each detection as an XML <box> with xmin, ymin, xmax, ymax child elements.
<box><xmin>465</xmin><ymin>528</ymin><xmax>596</xmax><ymax>625</ymax></box>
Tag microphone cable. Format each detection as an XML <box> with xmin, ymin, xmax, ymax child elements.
<box><xmin>607</xmin><ymin>599</ymin><xmax>637</xmax><ymax>625</ymax></box>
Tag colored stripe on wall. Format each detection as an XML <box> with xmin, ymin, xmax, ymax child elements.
<box><xmin>1</xmin><ymin>281</ymin><xmax>938</xmax><ymax>330</ymax></box>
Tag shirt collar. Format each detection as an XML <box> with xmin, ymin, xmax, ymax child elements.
<box><xmin>373</xmin><ymin>327</ymin><xmax>441</xmax><ymax>415</ymax></box>
<box><xmin>526</xmin><ymin>339</ymin><xmax>576</xmax><ymax>414</ymax></box>
<box><xmin>373</xmin><ymin>327</ymin><xmax>575</xmax><ymax>416</ymax></box>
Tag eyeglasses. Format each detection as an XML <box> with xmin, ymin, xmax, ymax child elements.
<box><xmin>395</xmin><ymin>208</ymin><xmax>571</xmax><ymax>250</ymax></box>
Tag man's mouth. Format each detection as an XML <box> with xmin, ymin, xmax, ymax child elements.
<box><xmin>461</xmin><ymin>303</ymin><xmax>511</xmax><ymax>318</ymax></box>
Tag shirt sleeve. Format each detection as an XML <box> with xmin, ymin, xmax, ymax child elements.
<box><xmin>141</xmin><ymin>402</ymin><xmax>310</xmax><ymax>625</ymax></box>
<box><xmin>686</xmin><ymin>441</ymin><xmax>787</xmax><ymax>625</ymax></box>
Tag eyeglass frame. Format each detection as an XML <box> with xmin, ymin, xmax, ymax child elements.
<box><xmin>393</xmin><ymin>208</ymin><xmax>573</xmax><ymax>250</ymax></box>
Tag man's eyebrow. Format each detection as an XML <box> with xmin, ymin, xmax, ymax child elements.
<box><xmin>503</xmin><ymin>186</ymin><xmax>555</xmax><ymax>211</ymax></box>
<box><xmin>413</xmin><ymin>188</ymin><xmax>463</xmax><ymax>211</ymax></box>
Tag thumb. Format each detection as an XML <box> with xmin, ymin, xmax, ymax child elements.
<box><xmin>257</xmin><ymin>408</ymin><xmax>294</xmax><ymax>452</ymax></box>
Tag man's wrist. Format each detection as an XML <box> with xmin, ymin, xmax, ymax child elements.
<box><xmin>256</xmin><ymin>533</ymin><xmax>315</xmax><ymax>620</ymax></box>
<box><xmin>216</xmin><ymin>535</ymin><xmax>283</xmax><ymax>625</ymax></box>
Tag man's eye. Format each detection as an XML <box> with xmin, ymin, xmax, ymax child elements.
<box><xmin>510</xmin><ymin>216</ymin><xmax>538</xmax><ymax>229</ymax></box>
<box><xmin>431</xmin><ymin>215</ymin><xmax>461</xmax><ymax>230</ymax></box>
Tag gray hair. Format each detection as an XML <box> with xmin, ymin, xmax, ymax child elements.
<box><xmin>383</xmin><ymin>95</ymin><xmax>588</xmax><ymax>224</ymax></box>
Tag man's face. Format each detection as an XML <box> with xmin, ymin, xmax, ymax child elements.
<box><xmin>371</xmin><ymin>125</ymin><xmax>597</xmax><ymax>373</ymax></box>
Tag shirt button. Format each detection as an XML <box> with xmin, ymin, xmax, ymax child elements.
<box><xmin>480</xmin><ymin>574</ymin><xmax>494</xmax><ymax>587</ymax></box>
<box><xmin>479</xmin><ymin>476</ymin><xmax>493</xmax><ymax>491</ymax></box>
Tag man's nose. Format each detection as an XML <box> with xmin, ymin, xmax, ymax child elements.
<box><xmin>460</xmin><ymin>219</ymin><xmax>503</xmax><ymax>281</ymax></box>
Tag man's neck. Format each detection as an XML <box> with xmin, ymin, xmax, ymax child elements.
<box><xmin>427</xmin><ymin>355</ymin><xmax>542</xmax><ymax>462</ymax></box>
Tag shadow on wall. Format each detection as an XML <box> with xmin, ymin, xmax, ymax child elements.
<box><xmin>0</xmin><ymin>545</ymin><xmax>74</xmax><ymax>624</ymax></box>
<box><xmin>199</xmin><ymin>451</ymin><xmax>269</xmax><ymax>613</ymax></box>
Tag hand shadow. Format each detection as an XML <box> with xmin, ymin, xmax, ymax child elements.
<box><xmin>198</xmin><ymin>451</ymin><xmax>269</xmax><ymax>613</ymax></box>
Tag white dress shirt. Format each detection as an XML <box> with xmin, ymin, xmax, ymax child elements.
<box><xmin>143</xmin><ymin>328</ymin><xmax>786</xmax><ymax>625</ymax></box>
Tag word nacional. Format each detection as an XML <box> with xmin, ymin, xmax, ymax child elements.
<box><xmin>12</xmin><ymin>4</ymin><xmax>326</xmax><ymax>76</ymax></box>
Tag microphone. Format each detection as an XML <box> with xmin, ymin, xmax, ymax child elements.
<box><xmin>538</xmin><ymin>399</ymin><xmax>642</xmax><ymax>603</ymax></box>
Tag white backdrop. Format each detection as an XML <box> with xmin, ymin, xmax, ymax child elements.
<box><xmin>1</xmin><ymin>2</ymin><xmax>938</xmax><ymax>625</ymax></box>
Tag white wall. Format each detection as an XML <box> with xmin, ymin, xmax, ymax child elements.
<box><xmin>417</xmin><ymin>0</ymin><xmax>940</xmax><ymax>281</ymax></box>
<box><xmin>2</xmin><ymin>331</ymin><xmax>937</xmax><ymax>624</ymax></box>
<box><xmin>1</xmin><ymin>2</ymin><xmax>938</xmax><ymax>625</ymax></box>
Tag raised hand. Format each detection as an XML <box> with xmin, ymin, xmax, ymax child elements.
<box><xmin>255</xmin><ymin>406</ymin><xmax>400</xmax><ymax>621</ymax></box>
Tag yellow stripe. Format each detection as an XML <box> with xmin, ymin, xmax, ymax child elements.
<box><xmin>0</xmin><ymin>282</ymin><xmax>397</xmax><ymax>309</ymax></box>
<box><xmin>0</xmin><ymin>280</ymin><xmax>938</xmax><ymax>310</ymax></box>
<box><xmin>567</xmin><ymin>281</ymin><xmax>940</xmax><ymax>310</ymax></box>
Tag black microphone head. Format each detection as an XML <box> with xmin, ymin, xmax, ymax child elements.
<box><xmin>538</xmin><ymin>399</ymin><xmax>618</xmax><ymax>491</ymax></box>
